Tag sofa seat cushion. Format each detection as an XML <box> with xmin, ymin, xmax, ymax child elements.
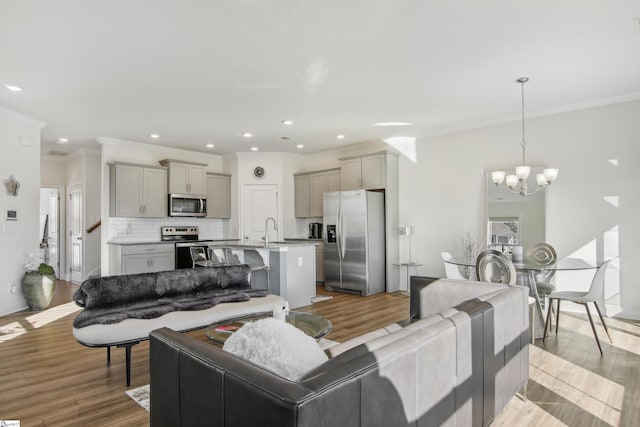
<box><xmin>327</xmin><ymin>322</ymin><xmax>404</xmax><ymax>357</ymax></box>
<box><xmin>223</xmin><ymin>317</ymin><xmax>328</xmax><ymax>381</ymax></box>
<box><xmin>73</xmin><ymin>293</ymin><xmax>285</xmax><ymax>346</ymax></box>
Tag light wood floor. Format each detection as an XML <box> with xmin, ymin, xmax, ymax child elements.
<box><xmin>1</xmin><ymin>281</ymin><xmax>639</xmax><ymax>426</ymax></box>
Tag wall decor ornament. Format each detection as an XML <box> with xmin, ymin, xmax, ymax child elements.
<box><xmin>3</xmin><ymin>175</ymin><xmax>20</xmax><ymax>196</ymax></box>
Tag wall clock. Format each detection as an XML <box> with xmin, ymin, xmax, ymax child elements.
<box><xmin>253</xmin><ymin>166</ymin><xmax>265</xmax><ymax>179</ymax></box>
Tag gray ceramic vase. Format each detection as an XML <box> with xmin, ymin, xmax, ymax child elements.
<box><xmin>21</xmin><ymin>271</ymin><xmax>57</xmax><ymax>310</ymax></box>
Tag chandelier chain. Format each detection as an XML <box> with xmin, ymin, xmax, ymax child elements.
<box><xmin>520</xmin><ymin>79</ymin><xmax>526</xmax><ymax>164</ymax></box>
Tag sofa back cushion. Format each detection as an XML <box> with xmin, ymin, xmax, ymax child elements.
<box><xmin>74</xmin><ymin>264</ymin><xmax>252</xmax><ymax>308</ymax></box>
<box><xmin>410</xmin><ymin>277</ymin><xmax>509</xmax><ymax>319</ymax></box>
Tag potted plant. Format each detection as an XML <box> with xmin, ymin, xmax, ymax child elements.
<box><xmin>22</xmin><ymin>259</ymin><xmax>57</xmax><ymax>310</ymax></box>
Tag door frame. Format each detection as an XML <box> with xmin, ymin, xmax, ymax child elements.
<box><xmin>40</xmin><ymin>186</ymin><xmax>65</xmax><ymax>278</ymax></box>
<box><xmin>67</xmin><ymin>182</ymin><xmax>83</xmax><ymax>283</ymax></box>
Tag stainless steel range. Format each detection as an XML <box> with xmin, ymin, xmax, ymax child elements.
<box><xmin>161</xmin><ymin>226</ymin><xmax>217</xmax><ymax>269</ymax></box>
<box><xmin>161</xmin><ymin>226</ymin><xmax>200</xmax><ymax>242</ymax></box>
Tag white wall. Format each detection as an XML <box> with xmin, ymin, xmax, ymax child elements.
<box><xmin>232</xmin><ymin>152</ymin><xmax>287</xmax><ymax>241</ymax></box>
<box><xmin>0</xmin><ymin>107</ymin><xmax>45</xmax><ymax>315</ymax></box>
<box><xmin>399</xmin><ymin>100</ymin><xmax>640</xmax><ymax>317</ymax></box>
<box><xmin>41</xmin><ymin>156</ymin><xmax>66</xmax><ymax>187</ymax></box>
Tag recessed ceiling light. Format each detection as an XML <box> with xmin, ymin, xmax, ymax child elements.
<box><xmin>150</xmin><ymin>133</ymin><xmax>160</xmax><ymax>139</ymax></box>
<box><xmin>296</xmin><ymin>144</ymin><xmax>304</xmax><ymax>149</ymax></box>
<box><xmin>251</xmin><ymin>146</ymin><xmax>259</xmax><ymax>151</ymax></box>
<box><xmin>206</xmin><ymin>143</ymin><xmax>214</xmax><ymax>149</ymax></box>
<box><xmin>57</xmin><ymin>137</ymin><xmax>69</xmax><ymax>144</ymax></box>
<box><xmin>282</xmin><ymin>120</ymin><xmax>293</xmax><ymax>125</ymax></box>
<box><xmin>336</xmin><ymin>134</ymin><xmax>345</xmax><ymax>140</ymax></box>
<box><xmin>4</xmin><ymin>84</ymin><xmax>22</xmax><ymax>92</ymax></box>
<box><xmin>372</xmin><ymin>122</ymin><xmax>413</xmax><ymax>127</ymax></box>
<box><xmin>242</xmin><ymin>132</ymin><xmax>253</xmax><ymax>138</ymax></box>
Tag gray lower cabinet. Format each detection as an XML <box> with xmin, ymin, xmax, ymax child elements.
<box><xmin>315</xmin><ymin>241</ymin><xmax>325</xmax><ymax>282</ymax></box>
<box><xmin>109</xmin><ymin>243</ymin><xmax>175</xmax><ymax>275</ymax></box>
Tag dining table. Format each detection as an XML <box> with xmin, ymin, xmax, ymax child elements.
<box><xmin>443</xmin><ymin>255</ymin><xmax>599</xmax><ymax>338</ymax></box>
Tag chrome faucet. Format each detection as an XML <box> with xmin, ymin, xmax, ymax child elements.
<box><xmin>264</xmin><ymin>217</ymin><xmax>278</xmax><ymax>247</ymax></box>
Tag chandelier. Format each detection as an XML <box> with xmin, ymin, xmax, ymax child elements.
<box><xmin>491</xmin><ymin>77</ymin><xmax>558</xmax><ymax>197</ymax></box>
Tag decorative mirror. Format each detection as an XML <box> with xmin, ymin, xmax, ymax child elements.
<box><xmin>486</xmin><ymin>167</ymin><xmax>546</xmax><ymax>255</ymax></box>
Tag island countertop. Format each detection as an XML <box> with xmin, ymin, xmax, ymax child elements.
<box><xmin>107</xmin><ymin>238</ymin><xmax>234</xmax><ymax>246</ymax></box>
<box><xmin>208</xmin><ymin>240</ymin><xmax>319</xmax><ymax>250</ymax></box>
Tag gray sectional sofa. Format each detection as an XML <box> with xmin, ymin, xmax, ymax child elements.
<box><xmin>72</xmin><ymin>264</ymin><xmax>285</xmax><ymax>386</ymax></box>
<box><xmin>149</xmin><ymin>277</ymin><xmax>529</xmax><ymax>426</ymax></box>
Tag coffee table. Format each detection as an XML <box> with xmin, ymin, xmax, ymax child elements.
<box><xmin>205</xmin><ymin>311</ymin><xmax>332</xmax><ymax>344</ymax></box>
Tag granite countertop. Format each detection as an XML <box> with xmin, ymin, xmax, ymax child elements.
<box><xmin>108</xmin><ymin>238</ymin><xmax>320</xmax><ymax>248</ymax></box>
<box><xmin>208</xmin><ymin>240</ymin><xmax>319</xmax><ymax>249</ymax></box>
<box><xmin>107</xmin><ymin>238</ymin><xmax>237</xmax><ymax>246</ymax></box>
<box><xmin>107</xmin><ymin>240</ymin><xmax>169</xmax><ymax>245</ymax></box>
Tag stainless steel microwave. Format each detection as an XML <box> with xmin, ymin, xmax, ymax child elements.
<box><xmin>168</xmin><ymin>194</ymin><xmax>207</xmax><ymax>217</ymax></box>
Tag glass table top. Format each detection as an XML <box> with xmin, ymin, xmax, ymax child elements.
<box><xmin>444</xmin><ymin>256</ymin><xmax>598</xmax><ymax>272</ymax></box>
<box><xmin>205</xmin><ymin>310</ymin><xmax>333</xmax><ymax>343</ymax></box>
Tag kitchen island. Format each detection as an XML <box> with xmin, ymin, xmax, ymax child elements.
<box><xmin>207</xmin><ymin>240</ymin><xmax>317</xmax><ymax>309</ymax></box>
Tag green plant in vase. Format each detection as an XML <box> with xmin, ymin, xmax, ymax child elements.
<box><xmin>22</xmin><ymin>258</ymin><xmax>57</xmax><ymax>310</ymax></box>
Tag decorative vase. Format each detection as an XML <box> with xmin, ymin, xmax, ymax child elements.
<box><xmin>21</xmin><ymin>271</ymin><xmax>57</xmax><ymax>310</ymax></box>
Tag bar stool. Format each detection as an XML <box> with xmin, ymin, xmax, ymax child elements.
<box><xmin>243</xmin><ymin>249</ymin><xmax>270</xmax><ymax>292</ymax></box>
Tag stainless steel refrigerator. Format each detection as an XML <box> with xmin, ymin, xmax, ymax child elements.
<box><xmin>323</xmin><ymin>190</ymin><xmax>385</xmax><ymax>295</ymax></box>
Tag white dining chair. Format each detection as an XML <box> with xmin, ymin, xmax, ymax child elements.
<box><xmin>543</xmin><ymin>258</ymin><xmax>615</xmax><ymax>356</ymax></box>
<box><xmin>441</xmin><ymin>252</ymin><xmax>466</xmax><ymax>280</ymax></box>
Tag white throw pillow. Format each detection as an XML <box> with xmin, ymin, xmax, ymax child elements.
<box><xmin>223</xmin><ymin>317</ymin><xmax>328</xmax><ymax>381</ymax></box>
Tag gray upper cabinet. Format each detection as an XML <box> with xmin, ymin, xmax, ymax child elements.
<box><xmin>340</xmin><ymin>158</ymin><xmax>362</xmax><ymax>190</ymax></box>
<box><xmin>294</xmin><ymin>168</ymin><xmax>341</xmax><ymax>218</ymax></box>
<box><xmin>109</xmin><ymin>162</ymin><xmax>167</xmax><ymax>217</ymax></box>
<box><xmin>327</xmin><ymin>169</ymin><xmax>342</xmax><ymax>192</ymax></box>
<box><xmin>340</xmin><ymin>153</ymin><xmax>386</xmax><ymax>190</ymax></box>
<box><xmin>206</xmin><ymin>173</ymin><xmax>231</xmax><ymax>218</ymax></box>
<box><xmin>160</xmin><ymin>159</ymin><xmax>207</xmax><ymax>195</ymax></box>
<box><xmin>309</xmin><ymin>172</ymin><xmax>328</xmax><ymax>217</ymax></box>
<box><xmin>294</xmin><ymin>174</ymin><xmax>311</xmax><ymax>218</ymax></box>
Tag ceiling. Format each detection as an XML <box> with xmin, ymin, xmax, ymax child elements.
<box><xmin>1</xmin><ymin>1</ymin><xmax>639</xmax><ymax>156</ymax></box>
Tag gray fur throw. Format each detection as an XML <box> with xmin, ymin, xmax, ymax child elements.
<box><xmin>72</xmin><ymin>265</ymin><xmax>269</xmax><ymax>328</ymax></box>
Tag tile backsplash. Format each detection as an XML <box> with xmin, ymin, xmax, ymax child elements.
<box><xmin>108</xmin><ymin>217</ymin><xmax>229</xmax><ymax>241</ymax></box>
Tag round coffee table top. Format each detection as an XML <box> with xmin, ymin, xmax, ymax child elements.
<box><xmin>205</xmin><ymin>310</ymin><xmax>332</xmax><ymax>343</ymax></box>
